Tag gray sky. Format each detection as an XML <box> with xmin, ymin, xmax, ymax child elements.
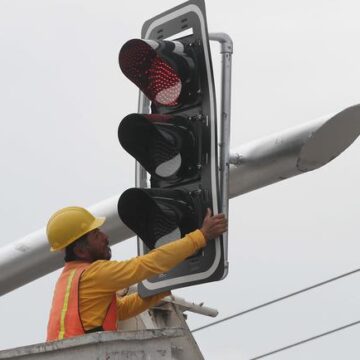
<box><xmin>0</xmin><ymin>0</ymin><xmax>359</xmax><ymax>359</ymax></box>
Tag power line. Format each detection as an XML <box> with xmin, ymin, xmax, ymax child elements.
<box><xmin>249</xmin><ymin>319</ymin><xmax>360</xmax><ymax>359</ymax></box>
<box><xmin>191</xmin><ymin>266</ymin><xmax>360</xmax><ymax>333</ymax></box>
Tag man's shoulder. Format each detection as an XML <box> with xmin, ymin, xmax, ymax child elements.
<box><xmin>84</xmin><ymin>259</ymin><xmax>123</xmax><ymax>273</ymax></box>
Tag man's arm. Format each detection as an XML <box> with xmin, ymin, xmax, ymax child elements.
<box><xmin>83</xmin><ymin>229</ymin><xmax>205</xmax><ymax>290</ymax></box>
<box><xmin>82</xmin><ymin>210</ymin><xmax>227</xmax><ymax>291</ymax></box>
<box><xmin>116</xmin><ymin>291</ymin><xmax>170</xmax><ymax>320</ymax></box>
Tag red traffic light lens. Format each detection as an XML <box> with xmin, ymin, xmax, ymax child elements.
<box><xmin>119</xmin><ymin>39</ymin><xmax>182</xmax><ymax>106</ymax></box>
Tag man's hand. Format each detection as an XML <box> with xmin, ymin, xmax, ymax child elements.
<box><xmin>199</xmin><ymin>208</ymin><xmax>228</xmax><ymax>242</ymax></box>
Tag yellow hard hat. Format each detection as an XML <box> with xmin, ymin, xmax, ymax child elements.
<box><xmin>46</xmin><ymin>206</ymin><xmax>105</xmax><ymax>252</ymax></box>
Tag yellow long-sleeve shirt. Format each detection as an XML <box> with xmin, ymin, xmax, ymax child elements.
<box><xmin>78</xmin><ymin>229</ymin><xmax>206</xmax><ymax>330</ymax></box>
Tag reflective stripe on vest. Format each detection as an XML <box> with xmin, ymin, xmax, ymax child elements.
<box><xmin>59</xmin><ymin>268</ymin><xmax>77</xmax><ymax>339</ymax></box>
<box><xmin>47</xmin><ymin>262</ymin><xmax>117</xmax><ymax>341</ymax></box>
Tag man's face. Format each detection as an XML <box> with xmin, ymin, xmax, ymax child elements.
<box><xmin>83</xmin><ymin>228</ymin><xmax>112</xmax><ymax>261</ymax></box>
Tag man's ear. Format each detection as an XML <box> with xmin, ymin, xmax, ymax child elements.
<box><xmin>73</xmin><ymin>244</ymin><xmax>89</xmax><ymax>260</ymax></box>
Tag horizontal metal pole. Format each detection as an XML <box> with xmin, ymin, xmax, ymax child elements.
<box><xmin>209</xmin><ymin>32</ymin><xmax>233</xmax><ymax>54</ymax></box>
<box><xmin>0</xmin><ymin>197</ymin><xmax>133</xmax><ymax>296</ymax></box>
<box><xmin>229</xmin><ymin>104</ymin><xmax>360</xmax><ymax>197</ymax></box>
<box><xmin>0</xmin><ymin>105</ymin><xmax>359</xmax><ymax>296</ymax></box>
<box><xmin>163</xmin><ymin>295</ymin><xmax>219</xmax><ymax>317</ymax></box>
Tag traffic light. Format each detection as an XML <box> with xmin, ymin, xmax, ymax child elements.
<box><xmin>117</xmin><ymin>0</ymin><xmax>226</xmax><ymax>296</ymax></box>
<box><xmin>118</xmin><ymin>113</ymin><xmax>199</xmax><ymax>187</ymax></box>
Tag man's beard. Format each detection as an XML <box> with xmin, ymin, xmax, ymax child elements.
<box><xmin>90</xmin><ymin>246</ymin><xmax>112</xmax><ymax>261</ymax></box>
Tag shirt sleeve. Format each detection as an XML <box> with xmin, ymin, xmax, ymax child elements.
<box><xmin>82</xmin><ymin>229</ymin><xmax>206</xmax><ymax>293</ymax></box>
<box><xmin>117</xmin><ymin>291</ymin><xmax>170</xmax><ymax>320</ymax></box>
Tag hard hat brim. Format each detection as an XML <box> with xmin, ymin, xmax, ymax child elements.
<box><xmin>50</xmin><ymin>216</ymin><xmax>106</xmax><ymax>252</ymax></box>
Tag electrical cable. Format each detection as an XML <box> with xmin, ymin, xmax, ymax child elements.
<box><xmin>191</xmin><ymin>266</ymin><xmax>360</xmax><ymax>333</ymax></box>
<box><xmin>249</xmin><ymin>319</ymin><xmax>360</xmax><ymax>359</ymax></box>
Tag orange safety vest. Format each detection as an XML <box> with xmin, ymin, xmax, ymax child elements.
<box><xmin>47</xmin><ymin>261</ymin><xmax>117</xmax><ymax>341</ymax></box>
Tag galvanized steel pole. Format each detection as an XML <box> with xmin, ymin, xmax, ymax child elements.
<box><xmin>209</xmin><ymin>32</ymin><xmax>233</xmax><ymax>276</ymax></box>
<box><xmin>0</xmin><ymin>105</ymin><xmax>359</xmax><ymax>296</ymax></box>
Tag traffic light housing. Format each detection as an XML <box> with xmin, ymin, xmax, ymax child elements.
<box><xmin>118</xmin><ymin>0</ymin><xmax>226</xmax><ymax>296</ymax></box>
<box><xmin>118</xmin><ymin>114</ymin><xmax>200</xmax><ymax>187</ymax></box>
<box><xmin>119</xmin><ymin>39</ymin><xmax>199</xmax><ymax>109</ymax></box>
<box><xmin>119</xmin><ymin>188</ymin><xmax>202</xmax><ymax>250</ymax></box>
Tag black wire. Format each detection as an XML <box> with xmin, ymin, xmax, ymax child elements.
<box><xmin>249</xmin><ymin>319</ymin><xmax>360</xmax><ymax>359</ymax></box>
<box><xmin>191</xmin><ymin>266</ymin><xmax>360</xmax><ymax>333</ymax></box>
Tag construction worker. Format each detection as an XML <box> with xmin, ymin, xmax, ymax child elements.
<box><xmin>46</xmin><ymin>206</ymin><xmax>227</xmax><ymax>341</ymax></box>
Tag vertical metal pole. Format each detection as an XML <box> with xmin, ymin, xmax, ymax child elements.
<box><xmin>209</xmin><ymin>33</ymin><xmax>233</xmax><ymax>272</ymax></box>
<box><xmin>136</xmin><ymin>93</ymin><xmax>151</xmax><ymax>189</ymax></box>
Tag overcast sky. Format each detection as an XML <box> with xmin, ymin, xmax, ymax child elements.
<box><xmin>0</xmin><ymin>0</ymin><xmax>359</xmax><ymax>359</ymax></box>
